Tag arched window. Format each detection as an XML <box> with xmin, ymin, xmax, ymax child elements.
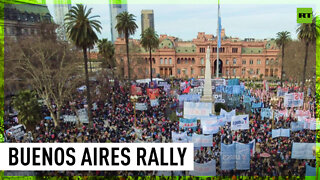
<box><xmin>185</xmin><ymin>58</ymin><xmax>188</xmax><ymax>64</ymax></box>
<box><xmin>233</xmin><ymin>58</ymin><xmax>237</xmax><ymax>65</ymax></box>
<box><xmin>192</xmin><ymin>58</ymin><xmax>195</xmax><ymax>64</ymax></box>
<box><xmin>169</xmin><ymin>58</ymin><xmax>172</xmax><ymax>64</ymax></box>
<box><xmin>165</xmin><ymin>58</ymin><xmax>168</xmax><ymax>64</ymax></box>
<box><xmin>177</xmin><ymin>58</ymin><xmax>180</xmax><ymax>64</ymax></box>
<box><xmin>160</xmin><ymin>58</ymin><xmax>163</xmax><ymax>64</ymax></box>
<box><xmin>201</xmin><ymin>58</ymin><xmax>204</xmax><ymax>65</ymax></box>
<box><xmin>270</xmin><ymin>58</ymin><xmax>274</xmax><ymax>65</ymax></box>
<box><xmin>266</xmin><ymin>58</ymin><xmax>269</xmax><ymax>65</ymax></box>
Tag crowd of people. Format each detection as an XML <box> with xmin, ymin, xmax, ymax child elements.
<box><xmin>3</xmin><ymin>78</ymin><xmax>317</xmax><ymax>177</ymax></box>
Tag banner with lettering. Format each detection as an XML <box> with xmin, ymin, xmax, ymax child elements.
<box><xmin>243</xmin><ymin>95</ymin><xmax>252</xmax><ymax>104</ymax></box>
<box><xmin>179</xmin><ymin>118</ymin><xmax>197</xmax><ymax>130</ymax></box>
<box><xmin>220</xmin><ymin>143</ymin><xmax>236</xmax><ymax>170</ymax></box>
<box><xmin>213</xmin><ymin>93</ymin><xmax>225</xmax><ymax>103</ymax></box>
<box><xmin>77</xmin><ymin>109</ymin><xmax>89</xmax><ymax>124</ymax></box>
<box><xmin>150</xmin><ymin>99</ymin><xmax>159</xmax><ymax>107</ymax></box>
<box><xmin>252</xmin><ymin>102</ymin><xmax>263</xmax><ymax>109</ymax></box>
<box><xmin>201</xmin><ymin>120</ymin><xmax>220</xmax><ymax>134</ymax></box>
<box><xmin>146</xmin><ymin>88</ymin><xmax>160</xmax><ymax>100</ymax></box>
<box><xmin>291</xmin><ymin>143</ymin><xmax>316</xmax><ymax>159</ymax></box>
<box><xmin>231</xmin><ymin>115</ymin><xmax>249</xmax><ymax>131</ymax></box>
<box><xmin>235</xmin><ymin>143</ymin><xmax>251</xmax><ymax>170</ymax></box>
<box><xmin>135</xmin><ymin>103</ymin><xmax>147</xmax><ymax>111</ymax></box>
<box><xmin>215</xmin><ymin>85</ymin><xmax>225</xmax><ymax>93</ymax></box>
<box><xmin>131</xmin><ymin>85</ymin><xmax>142</xmax><ymax>95</ymax></box>
<box><xmin>220</xmin><ymin>109</ymin><xmax>236</xmax><ymax>122</ymax></box>
<box><xmin>184</xmin><ymin>102</ymin><xmax>212</xmax><ymax>118</ymax></box>
<box><xmin>277</xmin><ymin>87</ymin><xmax>288</xmax><ymax>97</ymax></box>
<box><xmin>272</xmin><ymin>129</ymin><xmax>290</xmax><ymax>138</ymax></box>
<box><xmin>296</xmin><ymin>110</ymin><xmax>311</xmax><ymax>122</ymax></box>
<box><xmin>228</xmin><ymin>78</ymin><xmax>240</xmax><ymax>86</ymax></box>
<box><xmin>178</xmin><ymin>94</ymin><xmax>201</xmax><ymax>103</ymax></box>
<box><xmin>192</xmin><ymin>134</ymin><xmax>213</xmax><ymax>147</ymax></box>
<box><xmin>261</xmin><ymin>108</ymin><xmax>272</xmax><ymax>120</ymax></box>
<box><xmin>284</xmin><ymin>92</ymin><xmax>304</xmax><ymax>107</ymax></box>
<box><xmin>190</xmin><ymin>160</ymin><xmax>216</xmax><ymax>176</ymax></box>
<box><xmin>213</xmin><ymin>79</ymin><xmax>226</xmax><ymax>87</ymax></box>
<box><xmin>290</xmin><ymin>122</ymin><xmax>304</xmax><ymax>132</ymax></box>
<box><xmin>63</xmin><ymin>115</ymin><xmax>77</xmax><ymax>123</ymax></box>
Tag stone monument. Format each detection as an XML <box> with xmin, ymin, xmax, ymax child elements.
<box><xmin>201</xmin><ymin>46</ymin><xmax>215</xmax><ymax>114</ymax></box>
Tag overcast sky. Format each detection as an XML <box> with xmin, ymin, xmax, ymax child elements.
<box><xmin>47</xmin><ymin>3</ymin><xmax>317</xmax><ymax>41</ymax></box>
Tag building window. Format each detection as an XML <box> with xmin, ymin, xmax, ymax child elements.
<box><xmin>177</xmin><ymin>69</ymin><xmax>181</xmax><ymax>74</ymax></box>
<box><xmin>177</xmin><ymin>58</ymin><xmax>180</xmax><ymax>64</ymax></box>
<box><xmin>169</xmin><ymin>58</ymin><xmax>172</xmax><ymax>64</ymax></box>
<box><xmin>257</xmin><ymin>59</ymin><xmax>261</xmax><ymax>65</ymax></box>
<box><xmin>213</xmin><ymin>47</ymin><xmax>217</xmax><ymax>53</ymax></box>
<box><xmin>191</xmin><ymin>68</ymin><xmax>194</xmax><ymax>75</ymax></box>
<box><xmin>201</xmin><ymin>58</ymin><xmax>204</xmax><ymax>65</ymax></box>
<box><xmin>242</xmin><ymin>68</ymin><xmax>246</xmax><ymax>75</ymax></box>
<box><xmin>250</xmin><ymin>59</ymin><xmax>254</xmax><ymax>65</ymax></box>
<box><xmin>152</xmin><ymin>68</ymin><xmax>156</xmax><ymax>74</ymax></box>
<box><xmin>233</xmin><ymin>58</ymin><xmax>237</xmax><ymax>65</ymax></box>
<box><xmin>201</xmin><ymin>68</ymin><xmax>204</xmax><ymax>75</ymax></box>
<box><xmin>219</xmin><ymin>47</ymin><xmax>225</xmax><ymax>53</ymax></box>
<box><xmin>249</xmin><ymin>69</ymin><xmax>253</xmax><ymax>75</ymax></box>
<box><xmin>146</xmin><ymin>68</ymin><xmax>149</xmax><ymax>75</ymax></box>
<box><xmin>256</xmin><ymin>69</ymin><xmax>260</xmax><ymax>75</ymax></box>
<box><xmin>242</xmin><ymin>60</ymin><xmax>246</xmax><ymax>65</ymax></box>
<box><xmin>270</xmin><ymin>58</ymin><xmax>274</xmax><ymax>65</ymax></box>
<box><xmin>226</xmin><ymin>70</ymin><xmax>229</xmax><ymax>76</ymax></box>
<box><xmin>266</xmin><ymin>59</ymin><xmax>269</xmax><ymax>65</ymax></box>
<box><xmin>184</xmin><ymin>69</ymin><xmax>188</xmax><ymax>75</ymax></box>
<box><xmin>185</xmin><ymin>58</ymin><xmax>188</xmax><ymax>64</ymax></box>
<box><xmin>192</xmin><ymin>58</ymin><xmax>195</xmax><ymax>64</ymax></box>
<box><xmin>275</xmin><ymin>68</ymin><xmax>278</xmax><ymax>76</ymax></box>
<box><xmin>165</xmin><ymin>58</ymin><xmax>168</xmax><ymax>64</ymax></box>
<box><xmin>233</xmin><ymin>68</ymin><xmax>236</xmax><ymax>75</ymax></box>
<box><xmin>153</xmin><ymin>58</ymin><xmax>156</xmax><ymax>64</ymax></box>
<box><xmin>160</xmin><ymin>58</ymin><xmax>163</xmax><ymax>64</ymax></box>
<box><xmin>226</xmin><ymin>60</ymin><xmax>229</xmax><ymax>65</ymax></box>
<box><xmin>232</xmin><ymin>48</ymin><xmax>238</xmax><ymax>53</ymax></box>
<box><xmin>275</xmin><ymin>59</ymin><xmax>279</xmax><ymax>64</ymax></box>
<box><xmin>200</xmin><ymin>48</ymin><xmax>205</xmax><ymax>53</ymax></box>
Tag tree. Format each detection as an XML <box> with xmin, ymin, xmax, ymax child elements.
<box><xmin>297</xmin><ymin>15</ymin><xmax>319</xmax><ymax>91</ymax></box>
<box><xmin>275</xmin><ymin>31</ymin><xmax>291</xmax><ymax>86</ymax></box>
<box><xmin>65</xmin><ymin>4</ymin><xmax>102</xmax><ymax>123</ymax></box>
<box><xmin>12</xmin><ymin>90</ymin><xmax>41</xmax><ymax>128</ymax></box>
<box><xmin>140</xmin><ymin>28</ymin><xmax>159</xmax><ymax>82</ymax></box>
<box><xmin>115</xmin><ymin>11</ymin><xmax>138</xmax><ymax>81</ymax></box>
<box><xmin>5</xmin><ymin>37</ymin><xmax>83</xmax><ymax>127</ymax></box>
<box><xmin>97</xmin><ymin>39</ymin><xmax>116</xmax><ymax>78</ymax></box>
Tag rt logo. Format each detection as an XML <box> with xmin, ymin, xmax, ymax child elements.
<box><xmin>297</xmin><ymin>8</ymin><xmax>312</xmax><ymax>23</ymax></box>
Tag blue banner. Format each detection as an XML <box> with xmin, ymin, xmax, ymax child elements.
<box><xmin>291</xmin><ymin>122</ymin><xmax>304</xmax><ymax>132</ymax></box>
<box><xmin>243</xmin><ymin>95</ymin><xmax>251</xmax><ymax>104</ymax></box>
<box><xmin>272</xmin><ymin>129</ymin><xmax>290</xmax><ymax>138</ymax></box>
<box><xmin>232</xmin><ymin>85</ymin><xmax>241</xmax><ymax>95</ymax></box>
<box><xmin>291</xmin><ymin>143</ymin><xmax>316</xmax><ymax>159</ymax></box>
<box><xmin>306</xmin><ymin>163</ymin><xmax>316</xmax><ymax>176</ymax></box>
<box><xmin>252</xmin><ymin>102</ymin><xmax>263</xmax><ymax>109</ymax></box>
<box><xmin>261</xmin><ymin>108</ymin><xmax>272</xmax><ymax>120</ymax></box>
<box><xmin>228</xmin><ymin>78</ymin><xmax>240</xmax><ymax>86</ymax></box>
<box><xmin>215</xmin><ymin>85</ymin><xmax>225</xmax><ymax>93</ymax></box>
<box><xmin>179</xmin><ymin>118</ymin><xmax>197</xmax><ymax>130</ymax></box>
<box><xmin>220</xmin><ymin>143</ymin><xmax>236</xmax><ymax>170</ymax></box>
<box><xmin>235</xmin><ymin>143</ymin><xmax>251</xmax><ymax>170</ymax></box>
<box><xmin>192</xmin><ymin>134</ymin><xmax>213</xmax><ymax>147</ymax></box>
<box><xmin>178</xmin><ymin>94</ymin><xmax>201</xmax><ymax>103</ymax></box>
<box><xmin>190</xmin><ymin>160</ymin><xmax>216</xmax><ymax>176</ymax></box>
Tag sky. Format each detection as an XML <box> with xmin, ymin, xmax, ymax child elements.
<box><xmin>47</xmin><ymin>3</ymin><xmax>317</xmax><ymax>41</ymax></box>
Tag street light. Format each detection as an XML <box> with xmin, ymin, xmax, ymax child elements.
<box><xmin>130</xmin><ymin>95</ymin><xmax>139</xmax><ymax>127</ymax></box>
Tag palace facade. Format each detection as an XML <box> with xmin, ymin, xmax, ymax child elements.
<box><xmin>114</xmin><ymin>30</ymin><xmax>281</xmax><ymax>80</ymax></box>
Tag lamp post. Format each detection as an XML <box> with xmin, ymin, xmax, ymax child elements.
<box><xmin>130</xmin><ymin>95</ymin><xmax>139</xmax><ymax>127</ymax></box>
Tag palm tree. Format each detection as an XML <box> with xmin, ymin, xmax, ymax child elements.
<box><xmin>97</xmin><ymin>39</ymin><xmax>116</xmax><ymax>78</ymax></box>
<box><xmin>64</xmin><ymin>4</ymin><xmax>101</xmax><ymax>123</ymax></box>
<box><xmin>140</xmin><ymin>28</ymin><xmax>159</xmax><ymax>82</ymax></box>
<box><xmin>275</xmin><ymin>31</ymin><xmax>291</xmax><ymax>86</ymax></box>
<box><xmin>297</xmin><ymin>15</ymin><xmax>319</xmax><ymax>91</ymax></box>
<box><xmin>115</xmin><ymin>11</ymin><xmax>138</xmax><ymax>81</ymax></box>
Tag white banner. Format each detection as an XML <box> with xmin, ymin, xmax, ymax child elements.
<box><xmin>231</xmin><ymin>115</ymin><xmax>249</xmax><ymax>131</ymax></box>
<box><xmin>172</xmin><ymin>132</ymin><xmax>189</xmax><ymax>143</ymax></box>
<box><xmin>284</xmin><ymin>93</ymin><xmax>304</xmax><ymax>107</ymax></box>
<box><xmin>291</xmin><ymin>143</ymin><xmax>316</xmax><ymax>159</ymax></box>
<box><xmin>184</xmin><ymin>102</ymin><xmax>212</xmax><ymax>118</ymax></box>
<box><xmin>63</xmin><ymin>115</ymin><xmax>77</xmax><ymax>123</ymax></box>
<box><xmin>192</xmin><ymin>134</ymin><xmax>213</xmax><ymax>147</ymax></box>
<box><xmin>189</xmin><ymin>160</ymin><xmax>216</xmax><ymax>176</ymax></box>
<box><xmin>77</xmin><ymin>109</ymin><xmax>89</xmax><ymax>124</ymax></box>
<box><xmin>220</xmin><ymin>109</ymin><xmax>236</xmax><ymax>122</ymax></box>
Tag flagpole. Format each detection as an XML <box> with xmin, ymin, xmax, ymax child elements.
<box><xmin>216</xmin><ymin>0</ymin><xmax>220</xmax><ymax>78</ymax></box>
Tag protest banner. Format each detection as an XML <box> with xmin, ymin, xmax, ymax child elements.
<box><xmin>184</xmin><ymin>102</ymin><xmax>212</xmax><ymax>118</ymax></box>
<box><xmin>131</xmin><ymin>85</ymin><xmax>142</xmax><ymax>95</ymax></box>
<box><xmin>192</xmin><ymin>134</ymin><xmax>213</xmax><ymax>147</ymax></box>
<box><xmin>135</xmin><ymin>103</ymin><xmax>147</xmax><ymax>111</ymax></box>
<box><xmin>215</xmin><ymin>85</ymin><xmax>225</xmax><ymax>93</ymax></box>
<box><xmin>290</xmin><ymin>122</ymin><xmax>304</xmax><ymax>132</ymax></box>
<box><xmin>232</xmin><ymin>85</ymin><xmax>241</xmax><ymax>95</ymax></box>
<box><xmin>272</xmin><ymin>129</ymin><xmax>290</xmax><ymax>138</ymax></box>
<box><xmin>261</xmin><ymin>108</ymin><xmax>272</xmax><ymax>120</ymax></box>
<box><xmin>179</xmin><ymin>118</ymin><xmax>197</xmax><ymax>130</ymax></box>
<box><xmin>243</xmin><ymin>95</ymin><xmax>252</xmax><ymax>104</ymax></box>
<box><xmin>178</xmin><ymin>94</ymin><xmax>201</xmax><ymax>103</ymax></box>
<box><xmin>220</xmin><ymin>143</ymin><xmax>236</xmax><ymax>170</ymax></box>
<box><xmin>284</xmin><ymin>93</ymin><xmax>304</xmax><ymax>107</ymax></box>
<box><xmin>306</xmin><ymin>163</ymin><xmax>318</xmax><ymax>176</ymax></box>
<box><xmin>212</xmin><ymin>79</ymin><xmax>226</xmax><ymax>87</ymax></box>
<box><xmin>304</xmin><ymin>118</ymin><xmax>317</xmax><ymax>130</ymax></box>
<box><xmin>249</xmin><ymin>139</ymin><xmax>256</xmax><ymax>156</ymax></box>
<box><xmin>235</xmin><ymin>143</ymin><xmax>250</xmax><ymax>170</ymax></box>
<box><xmin>190</xmin><ymin>160</ymin><xmax>216</xmax><ymax>176</ymax></box>
<box><xmin>296</xmin><ymin>110</ymin><xmax>311</xmax><ymax>121</ymax></box>
<box><xmin>231</xmin><ymin>115</ymin><xmax>249</xmax><ymax>131</ymax></box>
<box><xmin>150</xmin><ymin>99</ymin><xmax>159</xmax><ymax>107</ymax></box>
<box><xmin>157</xmin><ymin>81</ymin><xmax>168</xmax><ymax>87</ymax></box>
<box><xmin>277</xmin><ymin>87</ymin><xmax>288</xmax><ymax>97</ymax></box>
<box><xmin>63</xmin><ymin>115</ymin><xmax>77</xmax><ymax>123</ymax></box>
<box><xmin>201</xmin><ymin>120</ymin><xmax>220</xmax><ymax>134</ymax></box>
<box><xmin>228</xmin><ymin>78</ymin><xmax>240</xmax><ymax>86</ymax></box>
<box><xmin>5</xmin><ymin>124</ymin><xmax>26</xmax><ymax>140</ymax></box>
<box><xmin>147</xmin><ymin>88</ymin><xmax>160</xmax><ymax>99</ymax></box>
<box><xmin>220</xmin><ymin>109</ymin><xmax>236</xmax><ymax>122</ymax></box>
<box><xmin>251</xmin><ymin>102</ymin><xmax>263</xmax><ymax>109</ymax></box>
<box><xmin>291</xmin><ymin>143</ymin><xmax>316</xmax><ymax>159</ymax></box>
<box><xmin>171</xmin><ymin>131</ymin><xmax>189</xmax><ymax>143</ymax></box>
<box><xmin>77</xmin><ymin>109</ymin><xmax>89</xmax><ymax>124</ymax></box>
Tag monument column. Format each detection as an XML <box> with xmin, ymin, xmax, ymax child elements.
<box><xmin>201</xmin><ymin>46</ymin><xmax>215</xmax><ymax>114</ymax></box>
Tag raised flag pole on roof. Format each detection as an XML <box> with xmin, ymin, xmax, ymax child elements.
<box><xmin>216</xmin><ymin>0</ymin><xmax>222</xmax><ymax>78</ymax></box>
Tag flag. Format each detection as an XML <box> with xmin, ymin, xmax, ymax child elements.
<box><xmin>217</xmin><ymin>0</ymin><xmax>222</xmax><ymax>48</ymax></box>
